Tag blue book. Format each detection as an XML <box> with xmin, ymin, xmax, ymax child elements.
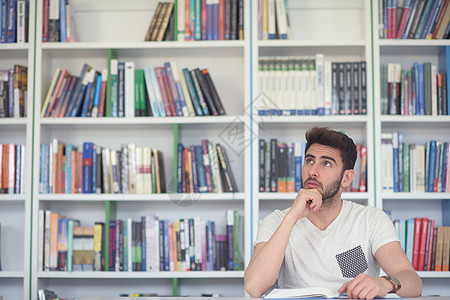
<box><xmin>40</xmin><ymin>143</ymin><xmax>50</xmax><ymax>193</ymax></box>
<box><xmin>80</xmin><ymin>70</ymin><xmax>95</xmax><ymax>117</ymax></box>
<box><xmin>92</xmin><ymin>144</ymin><xmax>97</xmax><ymax>194</ymax></box>
<box><xmin>14</xmin><ymin>144</ymin><xmax>21</xmax><ymax>193</ymax></box>
<box><xmin>122</xmin><ymin>221</ymin><xmax>128</xmax><ymax>272</ymax></box>
<box><xmin>91</xmin><ymin>72</ymin><xmax>102</xmax><ymax>115</ymax></box>
<box><xmin>194</xmin><ymin>0</ymin><xmax>201</xmax><ymax>40</ymax></box>
<box><xmin>419</xmin><ymin>63</ymin><xmax>425</xmax><ymax>115</ymax></box>
<box><xmin>441</xmin><ymin>142</ymin><xmax>449</xmax><ymax>192</ymax></box>
<box><xmin>6</xmin><ymin>0</ymin><xmax>16</xmax><ymax>43</ymax></box>
<box><xmin>177</xmin><ymin>143</ymin><xmax>184</xmax><ymax>193</ymax></box>
<box><xmin>182</xmin><ymin>68</ymin><xmax>203</xmax><ymax>116</ymax></box>
<box><xmin>294</xmin><ymin>142</ymin><xmax>302</xmax><ymax>192</ymax></box>
<box><xmin>398</xmin><ymin>219</ymin><xmax>406</xmax><ymax>252</ymax></box>
<box><xmin>427</xmin><ymin>140</ymin><xmax>436</xmax><ymax>192</ymax></box>
<box><xmin>446</xmin><ymin>46</ymin><xmax>450</xmax><ymax>115</ymax></box>
<box><xmin>164</xmin><ymin>220</ymin><xmax>170</xmax><ymax>271</ymax></box>
<box><xmin>140</xmin><ymin>217</ymin><xmax>146</xmax><ymax>271</ymax></box>
<box><xmin>420</xmin><ymin>0</ymin><xmax>441</xmax><ymax>39</ymax></box>
<box><xmin>171</xmin><ymin>62</ymin><xmax>188</xmax><ymax>116</ymax></box>
<box><xmin>59</xmin><ymin>0</ymin><xmax>66</xmax><ymax>42</ymax></box>
<box><xmin>65</xmin><ymin>64</ymin><xmax>90</xmax><ymax>117</ymax></box>
<box><xmin>194</xmin><ymin>145</ymin><xmax>207</xmax><ymax>193</ymax></box>
<box><xmin>406</xmin><ymin>219</ymin><xmax>415</xmax><ymax>263</ymax></box>
<box><xmin>206</xmin><ymin>1</ymin><xmax>213</xmax><ymax>40</ymax></box>
<box><xmin>82</xmin><ymin>142</ymin><xmax>93</xmax><ymax>193</ymax></box>
<box><xmin>0</xmin><ymin>0</ymin><xmax>6</xmax><ymax>43</ymax></box>
<box><xmin>65</xmin><ymin>143</ymin><xmax>73</xmax><ymax>194</ymax></box>
<box><xmin>212</xmin><ymin>0</ymin><xmax>219</xmax><ymax>40</ymax></box>
<box><xmin>70</xmin><ymin>74</ymin><xmax>89</xmax><ymax>117</ymax></box>
<box><xmin>443</xmin><ymin>200</ymin><xmax>450</xmax><ymax>226</ymax></box>
<box><xmin>207</xmin><ymin>220</ymin><xmax>214</xmax><ymax>271</ymax></box>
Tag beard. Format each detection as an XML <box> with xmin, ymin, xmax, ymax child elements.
<box><xmin>302</xmin><ymin>172</ymin><xmax>344</xmax><ymax>208</ymax></box>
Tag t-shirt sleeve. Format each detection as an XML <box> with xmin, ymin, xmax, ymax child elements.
<box><xmin>369</xmin><ymin>208</ymin><xmax>400</xmax><ymax>255</ymax></box>
<box><xmin>253</xmin><ymin>210</ymin><xmax>284</xmax><ymax>248</ymax></box>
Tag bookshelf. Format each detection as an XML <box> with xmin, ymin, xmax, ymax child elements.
<box><xmin>0</xmin><ymin>0</ymin><xmax>35</xmax><ymax>298</ymax></box>
<box><xmin>30</xmin><ymin>0</ymin><xmax>251</xmax><ymax>299</ymax></box>
<box><xmin>372</xmin><ymin>0</ymin><xmax>450</xmax><ymax>296</ymax></box>
<box><xmin>250</xmin><ymin>0</ymin><xmax>374</xmax><ymax>245</ymax></box>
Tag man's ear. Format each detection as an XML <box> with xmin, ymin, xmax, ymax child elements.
<box><xmin>341</xmin><ymin>169</ymin><xmax>355</xmax><ymax>187</ymax></box>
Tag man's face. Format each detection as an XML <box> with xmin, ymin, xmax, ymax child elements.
<box><xmin>301</xmin><ymin>143</ymin><xmax>350</xmax><ymax>206</ymax></box>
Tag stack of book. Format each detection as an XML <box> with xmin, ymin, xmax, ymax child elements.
<box><xmin>39</xmin><ymin>140</ymin><xmax>166</xmax><ymax>195</ymax></box>
<box><xmin>0</xmin><ymin>0</ymin><xmax>29</xmax><ymax>43</ymax></box>
<box><xmin>177</xmin><ymin>140</ymin><xmax>238</xmax><ymax>193</ymax></box>
<box><xmin>259</xmin><ymin>139</ymin><xmax>367</xmax><ymax>193</ymax></box>
<box><xmin>381</xmin><ymin>132</ymin><xmax>450</xmax><ymax>193</ymax></box>
<box><xmin>0</xmin><ymin>65</ymin><xmax>28</xmax><ymax>118</ymax></box>
<box><xmin>394</xmin><ymin>218</ymin><xmax>450</xmax><ymax>271</ymax></box>
<box><xmin>144</xmin><ymin>0</ymin><xmax>244</xmax><ymax>41</ymax></box>
<box><xmin>0</xmin><ymin>144</ymin><xmax>25</xmax><ymax>194</ymax></box>
<box><xmin>380</xmin><ymin>62</ymin><xmax>449</xmax><ymax>116</ymax></box>
<box><xmin>38</xmin><ymin>209</ymin><xmax>243</xmax><ymax>272</ymax></box>
<box><xmin>40</xmin><ymin>61</ymin><xmax>226</xmax><ymax>118</ymax></box>
<box><xmin>380</xmin><ymin>0</ymin><xmax>450</xmax><ymax>39</ymax></box>
<box><xmin>257</xmin><ymin>0</ymin><xmax>290</xmax><ymax>40</ymax></box>
<box><xmin>257</xmin><ymin>56</ymin><xmax>367</xmax><ymax>116</ymax></box>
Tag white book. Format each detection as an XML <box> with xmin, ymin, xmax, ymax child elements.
<box><xmin>416</xmin><ymin>144</ymin><xmax>426</xmax><ymax>193</ymax></box>
<box><xmin>315</xmin><ymin>54</ymin><xmax>324</xmax><ymax>115</ymax></box>
<box><xmin>124</xmin><ymin>61</ymin><xmax>135</xmax><ymax>118</ymax></box>
<box><xmin>431</xmin><ymin>65</ymin><xmax>437</xmax><ymax>116</ymax></box>
<box><xmin>127</xmin><ymin>143</ymin><xmax>137</xmax><ymax>194</ymax></box>
<box><xmin>310</xmin><ymin>59</ymin><xmax>317</xmax><ymax>114</ymax></box>
<box><xmin>303</xmin><ymin>59</ymin><xmax>312</xmax><ymax>114</ymax></box>
<box><xmin>381</xmin><ymin>133</ymin><xmax>394</xmax><ymax>192</ymax></box>
<box><xmin>38</xmin><ymin>209</ymin><xmax>45</xmax><ymax>271</ymax></box>
<box><xmin>149</xmin><ymin>67</ymin><xmax>166</xmax><ymax>117</ymax></box>
<box><xmin>289</xmin><ymin>58</ymin><xmax>297</xmax><ymax>113</ymax></box>
<box><xmin>267</xmin><ymin>0</ymin><xmax>276</xmax><ymax>39</ymax></box>
<box><xmin>143</xmin><ymin>67</ymin><xmax>160</xmax><ymax>117</ymax></box>
<box><xmin>127</xmin><ymin>218</ymin><xmax>133</xmax><ymax>272</ymax></box>
<box><xmin>296</xmin><ymin>59</ymin><xmax>304</xmax><ymax>113</ymax></box>
<box><xmin>135</xmin><ymin>146</ymin><xmax>144</xmax><ymax>194</ymax></box>
<box><xmin>44</xmin><ymin>210</ymin><xmax>52</xmax><ymax>271</ymax></box>
<box><xmin>410</xmin><ymin>144</ymin><xmax>416</xmax><ymax>193</ymax></box>
<box><xmin>274</xmin><ymin>0</ymin><xmax>288</xmax><ymax>39</ymax></box>
<box><xmin>102</xmin><ymin>148</ymin><xmax>111</xmax><ymax>193</ymax></box>
<box><xmin>324</xmin><ymin>61</ymin><xmax>332</xmax><ymax>115</ymax></box>
<box><xmin>16</xmin><ymin>0</ymin><xmax>26</xmax><ymax>43</ymax></box>
<box><xmin>281</xmin><ymin>58</ymin><xmax>290</xmax><ymax>115</ymax></box>
<box><xmin>143</xmin><ymin>147</ymin><xmax>152</xmax><ymax>194</ymax></box>
<box><xmin>110</xmin><ymin>150</ymin><xmax>120</xmax><ymax>194</ymax></box>
<box><xmin>264</xmin><ymin>287</ymin><xmax>341</xmax><ymax>299</ymax></box>
<box><xmin>208</xmin><ymin>142</ymin><xmax>223</xmax><ymax>193</ymax></box>
<box><xmin>275</xmin><ymin>59</ymin><xmax>283</xmax><ymax>114</ymax></box>
<box><xmin>145</xmin><ymin>214</ymin><xmax>156</xmax><ymax>272</ymax></box>
<box><xmin>194</xmin><ymin>217</ymin><xmax>202</xmax><ymax>267</ymax></box>
<box><xmin>154</xmin><ymin>219</ymin><xmax>160</xmax><ymax>272</ymax></box>
<box><xmin>179</xmin><ymin>69</ymin><xmax>196</xmax><ymax>117</ymax></box>
<box><xmin>177</xmin><ymin>0</ymin><xmax>185</xmax><ymax>41</ymax></box>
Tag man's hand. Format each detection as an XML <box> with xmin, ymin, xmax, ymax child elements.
<box><xmin>287</xmin><ymin>188</ymin><xmax>322</xmax><ymax>221</ymax></box>
<box><xmin>338</xmin><ymin>273</ymin><xmax>392</xmax><ymax>300</ymax></box>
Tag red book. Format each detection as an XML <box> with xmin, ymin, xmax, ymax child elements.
<box><xmin>42</xmin><ymin>0</ymin><xmax>49</xmax><ymax>42</ymax></box>
<box><xmin>412</xmin><ymin>217</ymin><xmax>423</xmax><ymax>270</ymax></box>
<box><xmin>97</xmin><ymin>70</ymin><xmax>108</xmax><ymax>117</ymax></box>
<box><xmin>161</xmin><ymin>67</ymin><xmax>177</xmax><ymax>116</ymax></box>
<box><xmin>155</xmin><ymin>67</ymin><xmax>174</xmax><ymax>117</ymax></box>
<box><xmin>396</xmin><ymin>1</ymin><xmax>412</xmax><ymax>38</ymax></box>
<box><xmin>219</xmin><ymin>0</ymin><xmax>225</xmax><ymax>40</ymax></box>
<box><xmin>201</xmin><ymin>0</ymin><xmax>207</xmax><ymax>40</ymax></box>
<box><xmin>417</xmin><ymin>217</ymin><xmax>429</xmax><ymax>271</ymax></box>
<box><xmin>426</xmin><ymin>220</ymin><xmax>435</xmax><ymax>270</ymax></box>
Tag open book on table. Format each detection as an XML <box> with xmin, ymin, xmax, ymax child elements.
<box><xmin>263</xmin><ymin>287</ymin><xmax>403</xmax><ymax>299</ymax></box>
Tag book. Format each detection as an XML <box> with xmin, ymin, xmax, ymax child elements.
<box><xmin>263</xmin><ymin>287</ymin><xmax>402</xmax><ymax>299</ymax></box>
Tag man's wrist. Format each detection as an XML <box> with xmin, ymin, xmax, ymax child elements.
<box><xmin>381</xmin><ymin>275</ymin><xmax>402</xmax><ymax>293</ymax></box>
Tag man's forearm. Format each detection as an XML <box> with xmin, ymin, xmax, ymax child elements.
<box><xmin>391</xmin><ymin>270</ymin><xmax>423</xmax><ymax>297</ymax></box>
<box><xmin>244</xmin><ymin>214</ymin><xmax>298</xmax><ymax>297</ymax></box>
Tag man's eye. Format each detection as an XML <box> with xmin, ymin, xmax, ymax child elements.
<box><xmin>306</xmin><ymin>159</ymin><xmax>314</xmax><ymax>164</ymax></box>
<box><xmin>324</xmin><ymin>161</ymin><xmax>331</xmax><ymax>167</ymax></box>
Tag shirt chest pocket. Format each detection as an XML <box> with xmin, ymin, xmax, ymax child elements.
<box><xmin>335</xmin><ymin>245</ymin><xmax>368</xmax><ymax>278</ymax></box>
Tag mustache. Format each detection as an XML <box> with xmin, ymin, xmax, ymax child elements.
<box><xmin>304</xmin><ymin>177</ymin><xmax>322</xmax><ymax>187</ymax></box>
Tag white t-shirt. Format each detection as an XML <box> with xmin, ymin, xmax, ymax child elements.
<box><xmin>254</xmin><ymin>200</ymin><xmax>399</xmax><ymax>291</ymax></box>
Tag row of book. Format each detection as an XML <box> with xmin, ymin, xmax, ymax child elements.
<box><xmin>257</xmin><ymin>0</ymin><xmax>290</xmax><ymax>40</ymax></box>
<box><xmin>144</xmin><ymin>0</ymin><xmax>244</xmax><ymax>42</ymax></box>
<box><xmin>0</xmin><ymin>65</ymin><xmax>28</xmax><ymax>118</ymax></box>
<box><xmin>0</xmin><ymin>144</ymin><xmax>24</xmax><ymax>194</ymax></box>
<box><xmin>394</xmin><ymin>218</ymin><xmax>450</xmax><ymax>271</ymax></box>
<box><xmin>380</xmin><ymin>0</ymin><xmax>450</xmax><ymax>39</ymax></box>
<box><xmin>258</xmin><ymin>139</ymin><xmax>368</xmax><ymax>193</ymax></box>
<box><xmin>381</xmin><ymin>132</ymin><xmax>450</xmax><ymax>193</ymax></box>
<box><xmin>39</xmin><ymin>141</ymin><xmax>166</xmax><ymax>195</ymax></box>
<box><xmin>257</xmin><ymin>56</ymin><xmax>367</xmax><ymax>116</ymax></box>
<box><xmin>42</xmin><ymin>0</ymin><xmax>77</xmax><ymax>42</ymax></box>
<box><xmin>0</xmin><ymin>0</ymin><xmax>29</xmax><ymax>43</ymax></box>
<box><xmin>38</xmin><ymin>209</ymin><xmax>243</xmax><ymax>273</ymax></box>
<box><xmin>177</xmin><ymin>141</ymin><xmax>238</xmax><ymax>194</ymax></box>
<box><xmin>40</xmin><ymin>61</ymin><xmax>226</xmax><ymax>118</ymax></box>
<box><xmin>381</xmin><ymin>62</ymin><xmax>449</xmax><ymax>116</ymax></box>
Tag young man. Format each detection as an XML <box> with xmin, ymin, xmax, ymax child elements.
<box><xmin>244</xmin><ymin>127</ymin><xmax>422</xmax><ymax>299</ymax></box>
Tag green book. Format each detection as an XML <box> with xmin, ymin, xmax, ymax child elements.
<box><xmin>403</xmin><ymin>142</ymin><xmax>410</xmax><ymax>193</ymax></box>
<box><xmin>110</xmin><ymin>59</ymin><xmax>119</xmax><ymax>117</ymax></box>
<box><xmin>67</xmin><ymin>219</ymin><xmax>80</xmax><ymax>272</ymax></box>
<box><xmin>233</xmin><ymin>210</ymin><xmax>240</xmax><ymax>270</ymax></box>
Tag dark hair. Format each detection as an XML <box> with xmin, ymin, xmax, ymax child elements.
<box><xmin>304</xmin><ymin>127</ymin><xmax>357</xmax><ymax>170</ymax></box>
